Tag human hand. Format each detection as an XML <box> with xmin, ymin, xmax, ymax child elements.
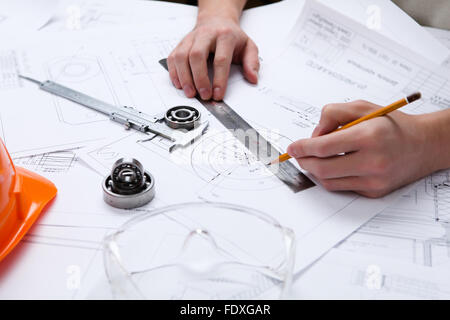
<box><xmin>287</xmin><ymin>100</ymin><xmax>438</xmax><ymax>198</ymax></box>
<box><xmin>168</xmin><ymin>15</ymin><xmax>259</xmax><ymax>101</ymax></box>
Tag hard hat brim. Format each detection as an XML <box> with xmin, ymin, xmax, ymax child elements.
<box><xmin>0</xmin><ymin>167</ymin><xmax>57</xmax><ymax>262</ymax></box>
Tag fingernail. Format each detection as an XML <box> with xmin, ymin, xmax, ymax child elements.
<box><xmin>173</xmin><ymin>78</ymin><xmax>181</xmax><ymax>89</ymax></box>
<box><xmin>183</xmin><ymin>84</ymin><xmax>195</xmax><ymax>97</ymax></box>
<box><xmin>213</xmin><ymin>87</ymin><xmax>221</xmax><ymax>101</ymax></box>
<box><xmin>199</xmin><ymin>88</ymin><xmax>210</xmax><ymax>100</ymax></box>
<box><xmin>287</xmin><ymin>145</ymin><xmax>298</xmax><ymax>158</ymax></box>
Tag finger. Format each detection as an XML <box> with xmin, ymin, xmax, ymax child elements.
<box><xmin>241</xmin><ymin>39</ymin><xmax>259</xmax><ymax>84</ymax></box>
<box><xmin>296</xmin><ymin>153</ymin><xmax>368</xmax><ymax>180</ymax></box>
<box><xmin>312</xmin><ymin>100</ymin><xmax>379</xmax><ymax>137</ymax></box>
<box><xmin>318</xmin><ymin>176</ymin><xmax>368</xmax><ymax>192</ymax></box>
<box><xmin>287</xmin><ymin>126</ymin><xmax>363</xmax><ymax>159</ymax></box>
<box><xmin>173</xmin><ymin>39</ymin><xmax>196</xmax><ymax>98</ymax></box>
<box><xmin>189</xmin><ymin>35</ymin><xmax>214</xmax><ymax>100</ymax></box>
<box><xmin>318</xmin><ymin>176</ymin><xmax>390</xmax><ymax>198</ymax></box>
<box><xmin>212</xmin><ymin>35</ymin><xmax>235</xmax><ymax>101</ymax></box>
<box><xmin>167</xmin><ymin>54</ymin><xmax>181</xmax><ymax>89</ymax></box>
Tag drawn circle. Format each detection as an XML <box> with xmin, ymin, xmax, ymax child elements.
<box><xmin>62</xmin><ymin>62</ymin><xmax>90</xmax><ymax>77</ymax></box>
<box><xmin>47</xmin><ymin>57</ymin><xmax>101</xmax><ymax>83</ymax></box>
<box><xmin>190</xmin><ymin>130</ymin><xmax>294</xmax><ymax>191</ymax></box>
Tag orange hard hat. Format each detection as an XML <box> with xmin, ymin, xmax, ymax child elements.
<box><xmin>0</xmin><ymin>139</ymin><xmax>57</xmax><ymax>262</ymax></box>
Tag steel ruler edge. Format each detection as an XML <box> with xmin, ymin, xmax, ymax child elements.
<box><xmin>159</xmin><ymin>59</ymin><xmax>314</xmax><ymax>193</ymax></box>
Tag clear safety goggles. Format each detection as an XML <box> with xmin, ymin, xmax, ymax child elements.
<box><xmin>103</xmin><ymin>202</ymin><xmax>296</xmax><ymax>299</ymax></box>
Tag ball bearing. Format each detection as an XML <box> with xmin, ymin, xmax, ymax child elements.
<box><xmin>102</xmin><ymin>158</ymin><xmax>155</xmax><ymax>209</ymax></box>
<box><xmin>164</xmin><ymin>106</ymin><xmax>201</xmax><ymax>130</ymax></box>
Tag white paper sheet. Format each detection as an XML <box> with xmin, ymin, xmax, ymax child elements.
<box><xmin>227</xmin><ymin>0</ymin><xmax>450</xmax><ymax>147</ymax></box>
<box><xmin>426</xmin><ymin>27</ymin><xmax>450</xmax><ymax>69</ymax></box>
<box><xmin>241</xmin><ymin>0</ymin><xmax>449</xmax><ymax>66</ymax></box>
<box><xmin>1</xmin><ymin>0</ymin><xmax>409</xmax><ymax>277</ymax></box>
<box><xmin>40</xmin><ymin>0</ymin><xmax>449</xmax><ymax>64</ymax></box>
<box><xmin>0</xmin><ymin>19</ymin><xmax>195</xmax><ymax>157</ymax></box>
<box><xmin>2</xmin><ymin>0</ymin><xmax>449</xmax><ymax>299</ymax></box>
<box><xmin>0</xmin><ymin>224</ymin><xmax>107</xmax><ymax>299</ymax></box>
<box><xmin>42</xmin><ymin>0</ymin><xmax>197</xmax><ymax>32</ymax></box>
<box><xmin>291</xmin><ymin>249</ymin><xmax>450</xmax><ymax>299</ymax></box>
<box><xmin>0</xmin><ymin>0</ymin><xmax>59</xmax><ymax>32</ymax></box>
<box><xmin>78</xmin><ymin>104</ymin><xmax>406</xmax><ymax>275</ymax></box>
<box><xmin>223</xmin><ymin>0</ymin><xmax>450</xmax><ymax>271</ymax></box>
<box><xmin>287</xmin><ymin>25</ymin><xmax>450</xmax><ymax>299</ymax></box>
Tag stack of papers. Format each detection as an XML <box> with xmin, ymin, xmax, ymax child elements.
<box><xmin>0</xmin><ymin>0</ymin><xmax>449</xmax><ymax>299</ymax></box>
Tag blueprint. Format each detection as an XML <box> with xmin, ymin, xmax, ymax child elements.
<box><xmin>10</xmin><ymin>0</ymin><xmax>437</xmax><ymax>280</ymax></box>
<box><xmin>226</xmin><ymin>0</ymin><xmax>450</xmax><ymax>149</ymax></box>
<box><xmin>292</xmin><ymin>249</ymin><xmax>450</xmax><ymax>299</ymax></box>
<box><xmin>0</xmin><ymin>19</ymin><xmax>195</xmax><ymax>157</ymax></box>
<box><xmin>337</xmin><ymin>169</ymin><xmax>450</xmax><ymax>269</ymax></box>
<box><xmin>41</xmin><ymin>0</ymin><xmax>450</xmax><ymax>65</ymax></box>
<box><xmin>289</xmin><ymin>25</ymin><xmax>450</xmax><ymax>299</ymax></box>
<box><xmin>43</xmin><ymin>0</ymin><xmax>197</xmax><ymax>32</ymax></box>
<box><xmin>1</xmin><ymin>0</ymin><xmax>450</xmax><ymax>300</ymax></box>
<box><xmin>4</xmin><ymin>153</ymin><xmax>285</xmax><ymax>299</ymax></box>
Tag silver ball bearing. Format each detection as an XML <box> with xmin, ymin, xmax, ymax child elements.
<box><xmin>164</xmin><ymin>106</ymin><xmax>201</xmax><ymax>130</ymax></box>
<box><xmin>102</xmin><ymin>158</ymin><xmax>155</xmax><ymax>209</ymax></box>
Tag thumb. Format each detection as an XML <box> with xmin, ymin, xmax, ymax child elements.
<box><xmin>241</xmin><ymin>39</ymin><xmax>259</xmax><ymax>84</ymax></box>
<box><xmin>312</xmin><ymin>100</ymin><xmax>377</xmax><ymax>137</ymax></box>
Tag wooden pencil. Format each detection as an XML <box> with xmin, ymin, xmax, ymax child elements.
<box><xmin>268</xmin><ymin>92</ymin><xmax>421</xmax><ymax>166</ymax></box>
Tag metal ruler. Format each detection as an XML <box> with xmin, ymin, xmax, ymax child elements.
<box><xmin>159</xmin><ymin>59</ymin><xmax>314</xmax><ymax>193</ymax></box>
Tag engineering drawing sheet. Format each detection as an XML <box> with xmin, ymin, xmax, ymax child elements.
<box><xmin>290</xmin><ymin>170</ymin><xmax>450</xmax><ymax>299</ymax></box>
<box><xmin>1</xmin><ymin>0</ymin><xmax>450</xmax><ymax>299</ymax></box>
<box><xmin>0</xmin><ymin>18</ymin><xmax>194</xmax><ymax>157</ymax></box>
<box><xmin>289</xmin><ymin>26</ymin><xmax>450</xmax><ymax>299</ymax></box>
<box><xmin>73</xmin><ymin>0</ymin><xmax>427</xmax><ymax>274</ymax></box>
<box><xmin>0</xmin><ymin>0</ymin><xmax>430</xmax><ymax>280</ymax></box>
<box><xmin>222</xmin><ymin>0</ymin><xmax>450</xmax><ymax>279</ymax></box>
<box><xmin>226</xmin><ymin>0</ymin><xmax>450</xmax><ymax>147</ymax></box>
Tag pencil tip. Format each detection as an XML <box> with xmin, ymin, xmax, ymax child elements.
<box><xmin>407</xmin><ymin>92</ymin><xmax>421</xmax><ymax>103</ymax></box>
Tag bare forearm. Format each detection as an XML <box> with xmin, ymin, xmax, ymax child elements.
<box><xmin>421</xmin><ymin>109</ymin><xmax>450</xmax><ymax>171</ymax></box>
<box><xmin>197</xmin><ymin>0</ymin><xmax>247</xmax><ymax>23</ymax></box>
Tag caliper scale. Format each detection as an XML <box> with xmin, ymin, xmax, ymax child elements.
<box><xmin>19</xmin><ymin>75</ymin><xmax>208</xmax><ymax>152</ymax></box>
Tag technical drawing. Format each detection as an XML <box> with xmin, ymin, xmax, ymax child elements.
<box><xmin>190</xmin><ymin>130</ymin><xmax>294</xmax><ymax>191</ymax></box>
<box><xmin>46</xmin><ymin>55</ymin><xmax>119</xmax><ymax>125</ymax></box>
<box><xmin>294</xmin><ymin>9</ymin><xmax>351</xmax><ymax>64</ymax></box>
<box><xmin>272</xmin><ymin>94</ymin><xmax>321</xmax><ymax>129</ymax></box>
<box><xmin>0</xmin><ymin>50</ymin><xmax>20</xmax><ymax>90</ymax></box>
<box><xmin>433</xmin><ymin>181</ymin><xmax>450</xmax><ymax>223</ymax></box>
<box><xmin>341</xmin><ymin>169</ymin><xmax>450</xmax><ymax>268</ymax></box>
<box><xmin>350</xmin><ymin>267</ymin><xmax>450</xmax><ymax>299</ymax></box>
<box><xmin>255</xmin><ymin>86</ymin><xmax>322</xmax><ymax>130</ymax></box>
<box><xmin>109</xmin><ymin>36</ymin><xmax>185</xmax><ymax>112</ymax></box>
<box><xmin>13</xmin><ymin>151</ymin><xmax>77</xmax><ymax>173</ymax></box>
<box><xmin>89</xmin><ymin>145</ymin><xmax>122</xmax><ymax>164</ymax></box>
<box><xmin>420</xmin><ymin>180</ymin><xmax>450</xmax><ymax>267</ymax></box>
<box><xmin>402</xmin><ymin>70</ymin><xmax>450</xmax><ymax>111</ymax></box>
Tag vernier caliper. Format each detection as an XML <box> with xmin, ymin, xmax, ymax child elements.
<box><xmin>19</xmin><ymin>75</ymin><xmax>208</xmax><ymax>151</ymax></box>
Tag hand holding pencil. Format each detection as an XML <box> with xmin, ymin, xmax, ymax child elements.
<box><xmin>274</xmin><ymin>93</ymin><xmax>443</xmax><ymax>198</ymax></box>
<box><xmin>270</xmin><ymin>93</ymin><xmax>421</xmax><ymax>166</ymax></box>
